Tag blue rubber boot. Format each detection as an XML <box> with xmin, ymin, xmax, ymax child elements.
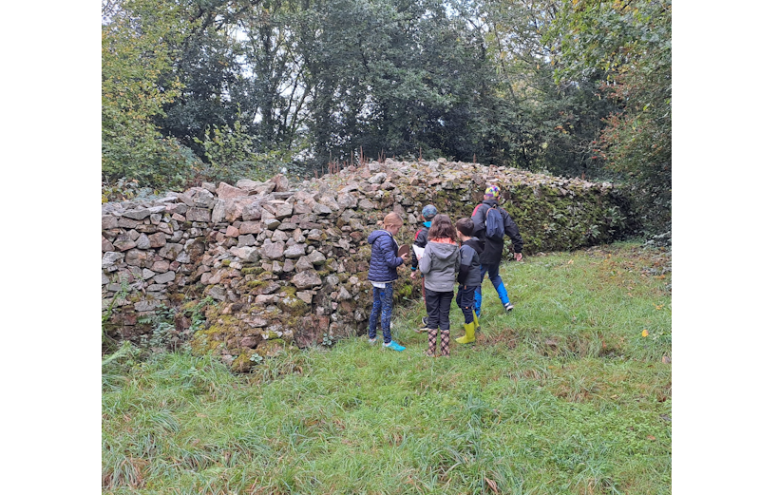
<box><xmin>495</xmin><ymin>282</ymin><xmax>512</xmax><ymax>312</ymax></box>
<box><xmin>474</xmin><ymin>288</ymin><xmax>482</xmax><ymax>318</ymax></box>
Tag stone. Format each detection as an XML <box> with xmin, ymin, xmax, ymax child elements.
<box><xmin>275</xmin><ymin>202</ymin><xmax>293</xmax><ymax>219</ymax></box>
<box><xmin>229</xmin><ymin>246</ymin><xmax>260</xmax><ymax>263</ymax></box>
<box><xmin>153</xmin><ymin>271</ymin><xmax>176</xmax><ymax>284</ymax></box>
<box><xmin>255</xmin><ymin>294</ymin><xmax>279</xmax><ymax>304</ymax></box>
<box><xmin>296</xmin><ymin>291</ymin><xmax>313</xmax><ymax>304</ymax></box>
<box><xmin>236</xmin><ymin>178</ymin><xmax>262</xmax><ymax>190</ymax></box>
<box><xmin>295</xmin><ymin>256</ymin><xmax>313</xmax><ymax>272</ymax></box>
<box><xmin>151</xmin><ymin>260</ymin><xmax>170</xmax><ymax>273</ymax></box>
<box><xmin>216</xmin><ymin>182</ymin><xmax>250</xmax><ymax>201</ymax></box>
<box><xmin>102</xmin><ymin>215</ymin><xmax>119</xmax><ymax>230</ymax></box>
<box><xmin>337</xmin><ymin>193</ymin><xmax>358</xmax><ymax>209</ymax></box>
<box><xmin>122</xmin><ymin>208</ymin><xmax>153</xmax><ymax>220</ymax></box>
<box><xmin>102</xmin><ymin>251</ymin><xmax>124</xmax><ymax>268</ymax></box>
<box><xmin>282</xmin><ymin>259</ymin><xmax>295</xmax><ymax>272</ymax></box>
<box><xmin>148</xmin><ymin>232</ymin><xmax>167</xmax><ymax>248</ymax></box>
<box><xmin>211</xmin><ymin>199</ymin><xmax>226</xmax><ymax>223</ymax></box>
<box><xmin>186</xmin><ymin>207</ymin><xmax>211</xmax><ymax>222</ymax></box>
<box><xmin>125</xmin><ymin>249</ymin><xmax>151</xmax><ymax>267</ymax></box>
<box><xmin>142</xmin><ymin>268</ymin><xmax>156</xmax><ymax>280</ymax></box>
<box><xmin>239</xmin><ymin>221</ymin><xmax>263</xmax><ymax>235</ymax></box>
<box><xmin>337</xmin><ymin>287</ymin><xmax>352</xmax><ymax>300</ymax></box>
<box><xmin>272</xmin><ymin>174</ymin><xmax>289</xmax><ymax>192</ymax></box>
<box><xmin>260</xmin><ymin>241</ymin><xmax>285</xmax><ymax>260</ymax></box>
<box><xmin>307</xmin><ymin>229</ymin><xmax>324</xmax><ymax>241</ymax></box>
<box><xmin>202</xmin><ymin>182</ymin><xmax>217</xmax><ymax>193</ymax></box>
<box><xmin>358</xmin><ymin>199</ymin><xmax>376</xmax><ymax>210</ymax></box>
<box><xmin>158</xmin><ymin>243</ymin><xmax>184</xmax><ymax>260</ymax></box>
<box><xmin>136</xmin><ymin>233</ymin><xmax>151</xmax><ymax>250</ymax></box>
<box><xmin>292</xmin><ymin>270</ymin><xmax>322</xmax><ymax>289</ymax></box>
<box><xmin>237</xmin><ymin>234</ymin><xmax>256</xmax><ymax>246</ymax></box>
<box><xmin>247</xmin><ymin>317</ymin><xmax>268</xmax><ymax>328</ymax></box>
<box><xmin>368</xmin><ymin>172</ymin><xmax>387</xmax><ymax>184</ymax></box>
<box><xmin>284</xmin><ymin>244</ymin><xmax>306</xmax><ymax>258</ymax></box>
<box><xmin>226</xmin><ymin>225</ymin><xmax>240</xmax><ymax>238</ymax></box>
<box><xmin>208</xmin><ymin>286</ymin><xmax>227</xmax><ymax>301</ymax></box>
<box><xmin>134</xmin><ymin>300</ymin><xmax>160</xmax><ymax>312</ymax></box>
<box><xmin>113</xmin><ymin>237</ymin><xmax>137</xmax><ymax>252</ymax></box>
<box><xmin>271</xmin><ymin>230</ymin><xmax>288</xmax><ymax>242</ymax></box>
<box><xmin>313</xmin><ymin>203</ymin><xmax>333</xmax><ymax>215</ymax></box>
<box><xmin>319</xmin><ymin>195</ymin><xmax>340</xmax><ymax>211</ymax></box>
<box><xmin>191</xmin><ymin>188</ymin><xmax>215</xmax><ymax>208</ymax></box>
<box><xmin>307</xmin><ymin>250</ymin><xmax>327</xmax><ymax>265</ymax></box>
<box><xmin>277</xmin><ymin>222</ymin><xmax>297</xmax><ymax>231</ymax></box>
<box><xmin>102</xmin><ymin>237</ymin><xmax>114</xmax><ymax>252</ymax></box>
<box><xmin>264</xmin><ymin>218</ymin><xmax>281</xmax><ymax>230</ymax></box>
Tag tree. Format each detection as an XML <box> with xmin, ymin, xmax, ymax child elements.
<box><xmin>548</xmin><ymin>0</ymin><xmax>672</xmax><ymax>236</ymax></box>
<box><xmin>102</xmin><ymin>0</ymin><xmax>200</xmax><ymax>189</ymax></box>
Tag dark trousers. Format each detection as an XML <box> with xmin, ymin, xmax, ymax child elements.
<box><xmin>456</xmin><ymin>285</ymin><xmax>478</xmax><ymax>324</ymax></box>
<box><xmin>368</xmin><ymin>284</ymin><xmax>394</xmax><ymax>344</ymax></box>
<box><xmin>425</xmin><ymin>289</ymin><xmax>454</xmax><ymax>330</ymax></box>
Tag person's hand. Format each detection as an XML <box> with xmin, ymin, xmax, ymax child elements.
<box><xmin>400</xmin><ymin>252</ymin><xmax>410</xmax><ymax>263</ymax></box>
<box><xmin>515</xmin><ymin>253</ymin><xmax>523</xmax><ymax>262</ymax></box>
<box><xmin>410</xmin><ymin>271</ymin><xmax>417</xmax><ymax>280</ymax></box>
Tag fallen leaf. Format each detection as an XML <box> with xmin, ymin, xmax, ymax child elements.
<box><xmin>647</xmin><ymin>435</ymin><xmax>656</xmax><ymax>441</ymax></box>
<box><xmin>662</xmin><ymin>355</ymin><xmax>671</xmax><ymax>364</ymax></box>
<box><xmin>486</xmin><ymin>477</ymin><xmax>499</xmax><ymax>493</ymax></box>
<box><xmin>642</xmin><ymin>329</ymin><xmax>649</xmax><ymax>337</ymax></box>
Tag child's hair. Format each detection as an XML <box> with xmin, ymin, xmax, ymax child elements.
<box><xmin>428</xmin><ymin>214</ymin><xmax>457</xmax><ymax>242</ymax></box>
<box><xmin>455</xmin><ymin>217</ymin><xmax>474</xmax><ymax>237</ymax></box>
<box><xmin>383</xmin><ymin>212</ymin><xmax>403</xmax><ymax>229</ymax></box>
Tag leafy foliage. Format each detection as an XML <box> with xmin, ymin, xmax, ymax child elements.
<box><xmin>102</xmin><ymin>0</ymin><xmax>671</xmax><ymax>240</ymax></box>
<box><xmin>548</xmin><ymin>0</ymin><xmax>672</xmax><ymax>236</ymax></box>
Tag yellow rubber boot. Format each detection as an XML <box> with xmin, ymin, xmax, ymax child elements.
<box><xmin>472</xmin><ymin>313</ymin><xmax>481</xmax><ymax>333</ymax></box>
<box><xmin>455</xmin><ymin>321</ymin><xmax>476</xmax><ymax>344</ymax></box>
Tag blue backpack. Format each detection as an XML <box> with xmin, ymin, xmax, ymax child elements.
<box><xmin>485</xmin><ymin>205</ymin><xmax>505</xmax><ymax>240</ymax></box>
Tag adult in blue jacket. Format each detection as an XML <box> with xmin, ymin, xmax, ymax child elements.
<box><xmin>366</xmin><ymin>212</ymin><xmax>409</xmax><ymax>351</ymax></box>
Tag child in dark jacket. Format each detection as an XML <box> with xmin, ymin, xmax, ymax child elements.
<box><xmin>454</xmin><ymin>218</ymin><xmax>483</xmax><ymax>345</ymax></box>
<box><xmin>410</xmin><ymin>204</ymin><xmax>438</xmax><ymax>330</ymax></box>
<box><xmin>367</xmin><ymin>212</ymin><xmax>409</xmax><ymax>352</ymax></box>
<box><xmin>419</xmin><ymin>214</ymin><xmax>460</xmax><ymax>357</ymax></box>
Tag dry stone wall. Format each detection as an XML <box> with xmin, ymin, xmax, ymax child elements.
<box><xmin>102</xmin><ymin>159</ymin><xmax>632</xmax><ymax>371</ymax></box>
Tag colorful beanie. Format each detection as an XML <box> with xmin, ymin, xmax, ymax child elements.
<box><xmin>421</xmin><ymin>204</ymin><xmax>438</xmax><ymax>220</ymax></box>
<box><xmin>484</xmin><ymin>185</ymin><xmax>500</xmax><ymax>199</ymax></box>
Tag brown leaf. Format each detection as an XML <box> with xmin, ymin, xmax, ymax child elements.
<box><xmin>486</xmin><ymin>477</ymin><xmax>499</xmax><ymax>493</ymax></box>
<box><xmin>647</xmin><ymin>435</ymin><xmax>656</xmax><ymax>441</ymax></box>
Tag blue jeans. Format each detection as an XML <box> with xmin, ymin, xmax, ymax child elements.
<box><xmin>368</xmin><ymin>284</ymin><xmax>394</xmax><ymax>344</ymax></box>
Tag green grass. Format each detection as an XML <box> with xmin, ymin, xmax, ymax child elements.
<box><xmin>103</xmin><ymin>241</ymin><xmax>672</xmax><ymax>494</ymax></box>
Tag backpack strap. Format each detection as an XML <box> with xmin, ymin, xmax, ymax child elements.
<box><xmin>472</xmin><ymin>203</ymin><xmax>487</xmax><ymax>217</ymax></box>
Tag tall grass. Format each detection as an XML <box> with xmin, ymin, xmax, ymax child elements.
<box><xmin>103</xmin><ymin>242</ymin><xmax>671</xmax><ymax>494</ymax></box>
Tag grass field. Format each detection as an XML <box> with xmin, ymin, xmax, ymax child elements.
<box><xmin>103</xmin><ymin>241</ymin><xmax>672</xmax><ymax>494</ymax></box>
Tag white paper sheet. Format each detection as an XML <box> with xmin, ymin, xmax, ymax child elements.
<box><xmin>412</xmin><ymin>245</ymin><xmax>425</xmax><ymax>260</ymax></box>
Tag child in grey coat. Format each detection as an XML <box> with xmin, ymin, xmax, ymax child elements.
<box><xmin>419</xmin><ymin>214</ymin><xmax>460</xmax><ymax>357</ymax></box>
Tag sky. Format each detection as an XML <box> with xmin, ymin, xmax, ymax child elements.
<box><xmin>1</xmin><ymin>1</ymin><xmax>758</xmax><ymax>493</ymax></box>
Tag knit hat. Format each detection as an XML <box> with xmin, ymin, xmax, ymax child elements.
<box><xmin>421</xmin><ymin>204</ymin><xmax>438</xmax><ymax>220</ymax></box>
<box><xmin>484</xmin><ymin>185</ymin><xmax>500</xmax><ymax>199</ymax></box>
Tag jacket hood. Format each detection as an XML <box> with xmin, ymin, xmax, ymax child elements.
<box><xmin>426</xmin><ymin>240</ymin><xmax>459</xmax><ymax>260</ymax></box>
<box><xmin>368</xmin><ymin>230</ymin><xmax>392</xmax><ymax>244</ymax></box>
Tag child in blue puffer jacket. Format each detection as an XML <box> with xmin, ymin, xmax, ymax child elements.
<box><xmin>366</xmin><ymin>212</ymin><xmax>409</xmax><ymax>351</ymax></box>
